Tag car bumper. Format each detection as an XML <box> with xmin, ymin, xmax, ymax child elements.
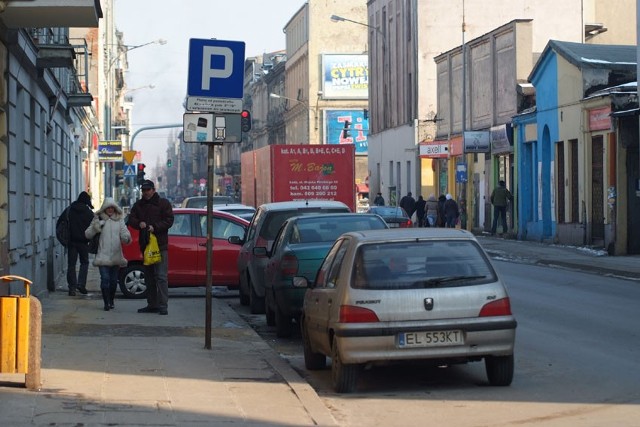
<box><xmin>331</xmin><ymin>317</ymin><xmax>516</xmax><ymax>364</ymax></box>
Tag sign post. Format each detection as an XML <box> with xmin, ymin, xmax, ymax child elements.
<box><xmin>187</xmin><ymin>38</ymin><xmax>245</xmax><ymax>349</ymax></box>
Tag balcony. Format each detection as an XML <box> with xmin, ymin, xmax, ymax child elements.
<box><xmin>1</xmin><ymin>0</ymin><xmax>103</xmax><ymax>28</ymax></box>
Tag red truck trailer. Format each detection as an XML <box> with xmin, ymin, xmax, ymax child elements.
<box><xmin>241</xmin><ymin>144</ymin><xmax>356</xmax><ymax>212</ymax></box>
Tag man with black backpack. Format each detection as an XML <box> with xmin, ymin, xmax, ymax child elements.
<box><xmin>57</xmin><ymin>191</ymin><xmax>94</xmax><ymax>296</ymax></box>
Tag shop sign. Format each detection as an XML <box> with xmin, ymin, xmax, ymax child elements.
<box><xmin>589</xmin><ymin>106</ymin><xmax>611</xmax><ymax>131</ymax></box>
<box><xmin>490</xmin><ymin>124</ymin><xmax>513</xmax><ymax>154</ymax></box>
<box><xmin>419</xmin><ymin>141</ymin><xmax>449</xmax><ymax>158</ymax></box>
<box><xmin>463</xmin><ymin>131</ymin><xmax>490</xmax><ymax>153</ymax></box>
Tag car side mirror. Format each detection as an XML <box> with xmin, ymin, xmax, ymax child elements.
<box><xmin>253</xmin><ymin>247</ymin><xmax>268</xmax><ymax>257</ymax></box>
<box><xmin>228</xmin><ymin>235</ymin><xmax>242</xmax><ymax>245</ymax></box>
<box><xmin>292</xmin><ymin>276</ymin><xmax>309</xmax><ymax>288</ymax></box>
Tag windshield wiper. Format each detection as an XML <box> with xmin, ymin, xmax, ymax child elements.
<box><xmin>414</xmin><ymin>275</ymin><xmax>486</xmax><ymax>288</ymax></box>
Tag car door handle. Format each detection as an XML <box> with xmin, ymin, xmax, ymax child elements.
<box><xmin>198</xmin><ymin>243</ymin><xmax>207</xmax><ymax>247</ymax></box>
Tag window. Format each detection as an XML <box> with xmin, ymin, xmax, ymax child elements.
<box><xmin>199</xmin><ymin>215</ymin><xmax>246</xmax><ymax>239</ymax></box>
<box><xmin>169</xmin><ymin>214</ymin><xmax>191</xmax><ymax>236</ymax></box>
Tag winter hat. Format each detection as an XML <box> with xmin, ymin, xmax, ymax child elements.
<box><xmin>97</xmin><ymin>197</ymin><xmax>123</xmax><ymax>215</ymax></box>
<box><xmin>445</xmin><ymin>193</ymin><xmax>452</xmax><ymax>200</ymax></box>
<box><xmin>77</xmin><ymin>191</ymin><xmax>94</xmax><ymax>209</ymax></box>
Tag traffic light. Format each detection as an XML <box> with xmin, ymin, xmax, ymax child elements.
<box><xmin>342</xmin><ymin>120</ymin><xmax>351</xmax><ymax>139</ymax></box>
<box><xmin>241</xmin><ymin>110</ymin><xmax>251</xmax><ymax>132</ymax></box>
<box><xmin>167</xmin><ymin>158</ymin><xmax>172</xmax><ymax>168</ymax></box>
<box><xmin>115</xmin><ymin>172</ymin><xmax>124</xmax><ymax>188</ymax></box>
<box><xmin>137</xmin><ymin>163</ymin><xmax>146</xmax><ymax>185</ymax></box>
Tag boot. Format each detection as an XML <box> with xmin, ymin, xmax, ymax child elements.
<box><xmin>101</xmin><ymin>289</ymin><xmax>110</xmax><ymax>311</ymax></box>
<box><xmin>109</xmin><ymin>284</ymin><xmax>116</xmax><ymax>309</ymax></box>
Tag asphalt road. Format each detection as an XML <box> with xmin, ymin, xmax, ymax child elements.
<box><xmin>229</xmin><ymin>259</ymin><xmax>640</xmax><ymax>427</ymax></box>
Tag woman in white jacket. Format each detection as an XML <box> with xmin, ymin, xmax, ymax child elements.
<box><xmin>85</xmin><ymin>197</ymin><xmax>131</xmax><ymax>311</ymax></box>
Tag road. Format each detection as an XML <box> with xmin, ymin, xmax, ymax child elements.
<box><xmin>230</xmin><ymin>260</ymin><xmax>640</xmax><ymax>426</ymax></box>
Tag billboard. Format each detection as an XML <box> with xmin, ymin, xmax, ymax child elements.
<box><xmin>322</xmin><ymin>54</ymin><xmax>368</xmax><ymax>99</ymax></box>
<box><xmin>324</xmin><ymin>109</ymin><xmax>368</xmax><ymax>155</ymax></box>
<box><xmin>98</xmin><ymin>140</ymin><xmax>122</xmax><ymax>162</ymax></box>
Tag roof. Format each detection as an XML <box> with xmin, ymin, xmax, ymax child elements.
<box><xmin>529</xmin><ymin>40</ymin><xmax>637</xmax><ymax>81</ymax></box>
<box><xmin>258</xmin><ymin>200</ymin><xmax>349</xmax><ymax>211</ymax></box>
<box><xmin>344</xmin><ymin>228</ymin><xmax>476</xmax><ymax>242</ymax></box>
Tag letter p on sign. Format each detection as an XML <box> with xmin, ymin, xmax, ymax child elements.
<box><xmin>187</xmin><ymin>38</ymin><xmax>245</xmax><ymax>99</ymax></box>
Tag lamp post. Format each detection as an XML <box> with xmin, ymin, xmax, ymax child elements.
<box><xmin>269</xmin><ymin>93</ymin><xmax>315</xmax><ymax>143</ymax></box>
<box><xmin>330</xmin><ymin>14</ymin><xmax>387</xmax><ymax>128</ymax></box>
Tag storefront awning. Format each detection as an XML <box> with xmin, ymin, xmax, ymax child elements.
<box><xmin>356</xmin><ymin>184</ymin><xmax>369</xmax><ymax>194</ymax></box>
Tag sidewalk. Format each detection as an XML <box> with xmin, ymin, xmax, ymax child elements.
<box><xmin>1</xmin><ymin>236</ymin><xmax>637</xmax><ymax>426</ymax></box>
<box><xmin>476</xmin><ymin>233</ymin><xmax>640</xmax><ymax>281</ymax></box>
<box><xmin>0</xmin><ymin>266</ymin><xmax>337</xmax><ymax>427</ymax></box>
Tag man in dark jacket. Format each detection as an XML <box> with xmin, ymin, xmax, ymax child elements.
<box><xmin>490</xmin><ymin>180</ymin><xmax>513</xmax><ymax>235</ymax></box>
<box><xmin>414</xmin><ymin>195</ymin><xmax>426</xmax><ymax>227</ymax></box>
<box><xmin>399</xmin><ymin>192</ymin><xmax>416</xmax><ymax>221</ymax></box>
<box><xmin>128</xmin><ymin>180</ymin><xmax>174</xmax><ymax>315</ymax></box>
<box><xmin>60</xmin><ymin>191</ymin><xmax>94</xmax><ymax>296</ymax></box>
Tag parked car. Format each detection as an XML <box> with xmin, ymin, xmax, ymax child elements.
<box><xmin>230</xmin><ymin>200</ymin><xmax>350</xmax><ymax>314</ymax></box>
<box><xmin>181</xmin><ymin>195</ymin><xmax>235</xmax><ymax>208</ymax></box>
<box><xmin>262</xmin><ymin>213</ymin><xmax>389</xmax><ymax>337</ymax></box>
<box><xmin>119</xmin><ymin>208</ymin><xmax>248</xmax><ymax>298</ymax></box>
<box><xmin>295</xmin><ymin>228</ymin><xmax>517</xmax><ymax>393</ymax></box>
<box><xmin>213</xmin><ymin>204</ymin><xmax>256</xmax><ymax>221</ymax></box>
<box><xmin>365</xmin><ymin>205</ymin><xmax>412</xmax><ymax>228</ymax></box>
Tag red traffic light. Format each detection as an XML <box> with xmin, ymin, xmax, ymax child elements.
<box><xmin>241</xmin><ymin>110</ymin><xmax>251</xmax><ymax>132</ymax></box>
<box><xmin>241</xmin><ymin>110</ymin><xmax>250</xmax><ymax>118</ymax></box>
<box><xmin>137</xmin><ymin>163</ymin><xmax>146</xmax><ymax>171</ymax></box>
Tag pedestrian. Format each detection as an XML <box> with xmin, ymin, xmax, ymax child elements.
<box><xmin>85</xmin><ymin>197</ymin><xmax>131</xmax><ymax>311</ymax></box>
<box><xmin>424</xmin><ymin>194</ymin><xmax>439</xmax><ymax>227</ymax></box>
<box><xmin>58</xmin><ymin>191</ymin><xmax>94</xmax><ymax>296</ymax></box>
<box><xmin>436</xmin><ymin>194</ymin><xmax>447</xmax><ymax>227</ymax></box>
<box><xmin>490</xmin><ymin>180</ymin><xmax>513</xmax><ymax>235</ymax></box>
<box><xmin>415</xmin><ymin>195</ymin><xmax>426</xmax><ymax>227</ymax></box>
<box><xmin>399</xmin><ymin>191</ymin><xmax>416</xmax><ymax>221</ymax></box>
<box><xmin>373</xmin><ymin>192</ymin><xmax>385</xmax><ymax>206</ymax></box>
<box><xmin>128</xmin><ymin>180</ymin><xmax>174</xmax><ymax>315</ymax></box>
<box><xmin>443</xmin><ymin>193</ymin><xmax>460</xmax><ymax>228</ymax></box>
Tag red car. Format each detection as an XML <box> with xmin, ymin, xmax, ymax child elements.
<box><xmin>119</xmin><ymin>208</ymin><xmax>249</xmax><ymax>298</ymax></box>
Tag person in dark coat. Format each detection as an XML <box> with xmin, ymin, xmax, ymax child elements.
<box><xmin>399</xmin><ymin>192</ymin><xmax>416</xmax><ymax>221</ymax></box>
<box><xmin>443</xmin><ymin>193</ymin><xmax>460</xmax><ymax>228</ymax></box>
<box><xmin>436</xmin><ymin>194</ymin><xmax>447</xmax><ymax>227</ymax></box>
<box><xmin>414</xmin><ymin>195</ymin><xmax>426</xmax><ymax>227</ymax></box>
<box><xmin>490</xmin><ymin>180</ymin><xmax>513</xmax><ymax>235</ymax></box>
<box><xmin>60</xmin><ymin>191</ymin><xmax>94</xmax><ymax>296</ymax></box>
<box><xmin>128</xmin><ymin>180</ymin><xmax>174</xmax><ymax>315</ymax></box>
<box><xmin>373</xmin><ymin>192</ymin><xmax>385</xmax><ymax>206</ymax></box>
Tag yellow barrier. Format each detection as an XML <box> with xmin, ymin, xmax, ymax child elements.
<box><xmin>0</xmin><ymin>275</ymin><xmax>41</xmax><ymax>390</ymax></box>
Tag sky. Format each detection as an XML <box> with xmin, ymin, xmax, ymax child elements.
<box><xmin>115</xmin><ymin>0</ymin><xmax>307</xmax><ymax>176</ymax></box>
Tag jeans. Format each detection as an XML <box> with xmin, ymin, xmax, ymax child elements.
<box><xmin>67</xmin><ymin>241</ymin><xmax>89</xmax><ymax>291</ymax></box>
<box><xmin>491</xmin><ymin>205</ymin><xmax>508</xmax><ymax>234</ymax></box>
<box><xmin>98</xmin><ymin>266</ymin><xmax>120</xmax><ymax>292</ymax></box>
<box><xmin>145</xmin><ymin>249</ymin><xmax>169</xmax><ymax>309</ymax></box>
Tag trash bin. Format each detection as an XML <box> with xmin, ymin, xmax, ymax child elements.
<box><xmin>0</xmin><ymin>275</ymin><xmax>42</xmax><ymax>390</ymax></box>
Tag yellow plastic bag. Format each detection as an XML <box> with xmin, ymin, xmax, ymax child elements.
<box><xmin>143</xmin><ymin>232</ymin><xmax>161</xmax><ymax>265</ymax></box>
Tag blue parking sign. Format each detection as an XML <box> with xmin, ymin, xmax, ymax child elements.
<box><xmin>187</xmin><ymin>39</ymin><xmax>245</xmax><ymax>99</ymax></box>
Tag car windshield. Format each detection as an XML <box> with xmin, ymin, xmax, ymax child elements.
<box><xmin>352</xmin><ymin>240</ymin><xmax>496</xmax><ymax>289</ymax></box>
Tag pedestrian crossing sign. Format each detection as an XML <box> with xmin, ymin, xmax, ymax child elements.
<box><xmin>123</xmin><ymin>164</ymin><xmax>136</xmax><ymax>177</ymax></box>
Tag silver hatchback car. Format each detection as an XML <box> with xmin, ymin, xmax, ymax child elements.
<box><xmin>295</xmin><ymin>228</ymin><xmax>517</xmax><ymax>393</ymax></box>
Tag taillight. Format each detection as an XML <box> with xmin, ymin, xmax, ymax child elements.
<box><xmin>479</xmin><ymin>297</ymin><xmax>512</xmax><ymax>317</ymax></box>
<box><xmin>400</xmin><ymin>219</ymin><xmax>412</xmax><ymax>228</ymax></box>
<box><xmin>281</xmin><ymin>254</ymin><xmax>298</xmax><ymax>277</ymax></box>
<box><xmin>339</xmin><ymin>305</ymin><xmax>380</xmax><ymax>323</ymax></box>
<box><xmin>254</xmin><ymin>236</ymin><xmax>268</xmax><ymax>258</ymax></box>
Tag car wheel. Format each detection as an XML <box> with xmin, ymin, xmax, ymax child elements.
<box><xmin>301</xmin><ymin>316</ymin><xmax>325</xmax><ymax>370</ymax></box>
<box><xmin>485</xmin><ymin>354</ymin><xmax>514</xmax><ymax>386</ymax></box>
<box><xmin>249</xmin><ymin>277</ymin><xmax>265</xmax><ymax>314</ymax></box>
<box><xmin>118</xmin><ymin>264</ymin><xmax>147</xmax><ymax>299</ymax></box>
<box><xmin>331</xmin><ymin>342</ymin><xmax>359</xmax><ymax>393</ymax></box>
<box><xmin>239</xmin><ymin>273</ymin><xmax>249</xmax><ymax>306</ymax></box>
<box><xmin>275</xmin><ymin>303</ymin><xmax>292</xmax><ymax>338</ymax></box>
<box><xmin>265</xmin><ymin>291</ymin><xmax>275</xmax><ymax>326</ymax></box>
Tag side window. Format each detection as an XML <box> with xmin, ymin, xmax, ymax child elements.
<box><xmin>169</xmin><ymin>214</ymin><xmax>191</xmax><ymax>236</ymax></box>
<box><xmin>270</xmin><ymin>223</ymin><xmax>288</xmax><ymax>254</ymax></box>
<box><xmin>246</xmin><ymin>209</ymin><xmax>263</xmax><ymax>241</ymax></box>
<box><xmin>212</xmin><ymin>218</ymin><xmax>246</xmax><ymax>239</ymax></box>
<box><xmin>315</xmin><ymin>238</ymin><xmax>348</xmax><ymax>289</ymax></box>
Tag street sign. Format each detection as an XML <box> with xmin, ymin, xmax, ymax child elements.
<box><xmin>123</xmin><ymin>164</ymin><xmax>136</xmax><ymax>177</ymax></box>
<box><xmin>187</xmin><ymin>39</ymin><xmax>245</xmax><ymax>99</ymax></box>
<box><xmin>122</xmin><ymin>150</ymin><xmax>137</xmax><ymax>165</ymax></box>
<box><xmin>183</xmin><ymin>113</ymin><xmax>242</xmax><ymax>144</ymax></box>
<box><xmin>185</xmin><ymin>96</ymin><xmax>242</xmax><ymax>113</ymax></box>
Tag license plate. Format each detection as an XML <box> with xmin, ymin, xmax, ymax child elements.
<box><xmin>397</xmin><ymin>330</ymin><xmax>464</xmax><ymax>348</ymax></box>
<box><xmin>387</xmin><ymin>223</ymin><xmax>400</xmax><ymax>228</ymax></box>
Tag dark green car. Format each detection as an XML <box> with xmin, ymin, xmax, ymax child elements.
<box><xmin>262</xmin><ymin>213</ymin><xmax>388</xmax><ymax>337</ymax></box>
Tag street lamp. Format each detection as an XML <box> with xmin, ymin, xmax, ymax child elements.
<box><xmin>269</xmin><ymin>93</ymin><xmax>315</xmax><ymax>142</ymax></box>
<box><xmin>330</xmin><ymin>14</ymin><xmax>388</xmax><ymax>128</ymax></box>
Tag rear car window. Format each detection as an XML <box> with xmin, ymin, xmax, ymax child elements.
<box><xmin>293</xmin><ymin>215</ymin><xmax>387</xmax><ymax>243</ymax></box>
<box><xmin>259</xmin><ymin>208</ymin><xmax>349</xmax><ymax>240</ymax></box>
<box><xmin>352</xmin><ymin>240</ymin><xmax>497</xmax><ymax>290</ymax></box>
